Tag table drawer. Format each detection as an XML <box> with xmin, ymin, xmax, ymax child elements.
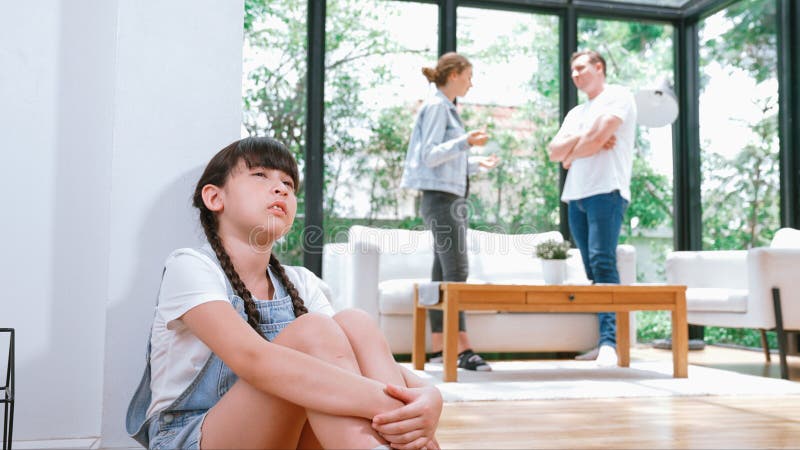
<box><xmin>459</xmin><ymin>290</ymin><xmax>525</xmax><ymax>304</ymax></box>
<box><xmin>526</xmin><ymin>291</ymin><xmax>613</xmax><ymax>304</ymax></box>
<box><xmin>614</xmin><ymin>291</ymin><xmax>677</xmax><ymax>304</ymax></box>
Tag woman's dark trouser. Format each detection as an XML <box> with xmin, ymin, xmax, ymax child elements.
<box><xmin>420</xmin><ymin>190</ymin><xmax>468</xmax><ymax>333</ymax></box>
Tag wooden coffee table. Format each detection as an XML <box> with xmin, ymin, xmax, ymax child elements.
<box><xmin>412</xmin><ymin>283</ymin><xmax>688</xmax><ymax>382</ymax></box>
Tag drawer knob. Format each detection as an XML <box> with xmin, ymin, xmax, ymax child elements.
<box><xmin>568</xmin><ymin>294</ymin><xmax>575</xmax><ymax>301</ymax></box>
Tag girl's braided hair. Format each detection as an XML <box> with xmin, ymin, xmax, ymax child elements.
<box><xmin>192</xmin><ymin>137</ymin><xmax>308</xmax><ymax>337</ymax></box>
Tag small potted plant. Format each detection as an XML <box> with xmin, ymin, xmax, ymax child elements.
<box><xmin>534</xmin><ymin>239</ymin><xmax>571</xmax><ymax>284</ymax></box>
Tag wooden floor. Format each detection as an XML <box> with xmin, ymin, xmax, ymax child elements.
<box><xmin>436</xmin><ymin>345</ymin><xmax>800</xmax><ymax>449</ymax></box>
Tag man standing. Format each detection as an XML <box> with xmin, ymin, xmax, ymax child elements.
<box><xmin>547</xmin><ymin>50</ymin><xmax>637</xmax><ymax>364</ymax></box>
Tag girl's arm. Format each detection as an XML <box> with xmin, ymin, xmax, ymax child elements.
<box><xmin>181</xmin><ymin>301</ymin><xmax>403</xmax><ymax>419</ymax></box>
<box><xmin>419</xmin><ymin>104</ymin><xmax>470</xmax><ymax>168</ymax></box>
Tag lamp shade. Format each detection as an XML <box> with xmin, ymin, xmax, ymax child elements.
<box><xmin>635</xmin><ymin>78</ymin><xmax>678</xmax><ymax>128</ymax></box>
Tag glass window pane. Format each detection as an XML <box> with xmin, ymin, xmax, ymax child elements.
<box><xmin>699</xmin><ymin>0</ymin><xmax>779</xmax><ymax>250</ymax></box>
<box><xmin>457</xmin><ymin>7</ymin><xmax>561</xmax><ymax>234</ymax></box>
<box><xmin>578</xmin><ymin>18</ymin><xmax>675</xmax><ymax>282</ymax></box>
<box><xmin>242</xmin><ymin>0</ymin><xmax>307</xmax><ymax>265</ymax></box>
<box><xmin>323</xmin><ymin>0</ymin><xmax>438</xmax><ymax>239</ymax></box>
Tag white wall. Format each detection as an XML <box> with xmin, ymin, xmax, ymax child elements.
<box><xmin>1</xmin><ymin>0</ymin><xmax>114</xmax><ymax>439</ymax></box>
<box><xmin>0</xmin><ymin>0</ymin><xmax>244</xmax><ymax>445</ymax></box>
<box><xmin>102</xmin><ymin>1</ymin><xmax>244</xmax><ymax>446</ymax></box>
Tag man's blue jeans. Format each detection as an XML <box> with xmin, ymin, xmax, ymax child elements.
<box><xmin>567</xmin><ymin>190</ymin><xmax>629</xmax><ymax>348</ymax></box>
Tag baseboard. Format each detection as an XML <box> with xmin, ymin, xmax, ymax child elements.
<box><xmin>12</xmin><ymin>438</ymin><xmax>101</xmax><ymax>450</ymax></box>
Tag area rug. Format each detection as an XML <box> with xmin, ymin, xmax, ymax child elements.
<box><xmin>402</xmin><ymin>360</ymin><xmax>800</xmax><ymax>402</ymax></box>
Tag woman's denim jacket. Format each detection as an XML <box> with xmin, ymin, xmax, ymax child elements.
<box><xmin>401</xmin><ymin>89</ymin><xmax>478</xmax><ymax>197</ymax></box>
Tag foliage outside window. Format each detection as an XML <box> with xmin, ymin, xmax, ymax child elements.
<box><xmin>243</xmin><ymin>0</ymin><xmax>308</xmax><ymax>264</ymax></box>
<box><xmin>457</xmin><ymin>8</ymin><xmax>562</xmax><ymax>235</ymax></box>
<box><xmin>322</xmin><ymin>1</ymin><xmax>436</xmax><ymax>226</ymax></box>
<box><xmin>243</xmin><ymin>0</ymin><xmax>436</xmax><ymax>265</ymax></box>
<box><xmin>699</xmin><ymin>0</ymin><xmax>779</xmax><ymax>251</ymax></box>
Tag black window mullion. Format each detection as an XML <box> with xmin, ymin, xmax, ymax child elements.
<box><xmin>557</xmin><ymin>5</ymin><xmax>578</xmax><ymax>241</ymax></box>
<box><xmin>778</xmin><ymin>0</ymin><xmax>800</xmax><ymax>228</ymax></box>
<box><xmin>673</xmin><ymin>18</ymin><xmax>702</xmax><ymax>251</ymax></box>
<box><xmin>303</xmin><ymin>0</ymin><xmax>326</xmax><ymax>276</ymax></box>
<box><xmin>440</xmin><ymin>0</ymin><xmax>457</xmax><ymax>55</ymax></box>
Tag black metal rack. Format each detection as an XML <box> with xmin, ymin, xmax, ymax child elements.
<box><xmin>1</xmin><ymin>328</ymin><xmax>13</xmax><ymax>450</ymax></box>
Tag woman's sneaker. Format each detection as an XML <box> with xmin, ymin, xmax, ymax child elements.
<box><xmin>428</xmin><ymin>351</ymin><xmax>443</xmax><ymax>363</ymax></box>
<box><xmin>457</xmin><ymin>349</ymin><xmax>492</xmax><ymax>371</ymax></box>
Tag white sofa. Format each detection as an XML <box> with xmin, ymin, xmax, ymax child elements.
<box><xmin>665</xmin><ymin>227</ymin><xmax>800</xmax><ymax>378</ymax></box>
<box><xmin>322</xmin><ymin>225</ymin><xmax>637</xmax><ymax>354</ymax></box>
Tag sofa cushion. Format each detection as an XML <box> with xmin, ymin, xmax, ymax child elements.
<box><xmin>349</xmin><ymin>225</ymin><xmax>433</xmax><ymax>281</ymax></box>
<box><xmin>379</xmin><ymin>278</ymin><xmax>428</xmax><ymax>315</ymax></box>
<box><xmin>686</xmin><ymin>288</ymin><xmax>748</xmax><ymax>313</ymax></box>
<box><xmin>468</xmin><ymin>229</ymin><xmax>563</xmax><ymax>282</ymax></box>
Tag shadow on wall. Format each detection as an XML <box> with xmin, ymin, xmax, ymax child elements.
<box><xmin>102</xmin><ymin>165</ymin><xmax>206</xmax><ymax>447</ymax></box>
<box><xmin>16</xmin><ymin>1</ymin><xmax>119</xmax><ymax>439</ymax></box>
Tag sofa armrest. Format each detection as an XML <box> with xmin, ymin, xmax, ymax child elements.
<box><xmin>616</xmin><ymin>244</ymin><xmax>636</xmax><ymax>285</ymax></box>
<box><xmin>323</xmin><ymin>241</ymin><xmax>382</xmax><ymax>319</ymax></box>
<box><xmin>347</xmin><ymin>241</ymin><xmax>382</xmax><ymax>320</ymax></box>
<box><xmin>322</xmin><ymin>242</ymin><xmax>350</xmax><ymax>311</ymax></box>
<box><xmin>746</xmin><ymin>248</ymin><xmax>800</xmax><ymax>329</ymax></box>
<box><xmin>665</xmin><ymin>250</ymin><xmax>748</xmax><ymax>288</ymax></box>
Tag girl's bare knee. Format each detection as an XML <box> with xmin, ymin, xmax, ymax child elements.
<box><xmin>274</xmin><ymin>312</ymin><xmax>352</xmax><ymax>357</ymax></box>
<box><xmin>334</xmin><ymin>309</ymin><xmax>389</xmax><ymax>349</ymax></box>
<box><xmin>333</xmin><ymin>308</ymin><xmax>376</xmax><ymax>329</ymax></box>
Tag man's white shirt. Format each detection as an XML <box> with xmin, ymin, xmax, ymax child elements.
<box><xmin>559</xmin><ymin>84</ymin><xmax>637</xmax><ymax>203</ymax></box>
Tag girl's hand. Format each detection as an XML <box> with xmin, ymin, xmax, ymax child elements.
<box><xmin>467</xmin><ymin>130</ymin><xmax>489</xmax><ymax>147</ymax></box>
<box><xmin>372</xmin><ymin>384</ymin><xmax>443</xmax><ymax>450</ymax></box>
<box><xmin>478</xmin><ymin>154</ymin><xmax>501</xmax><ymax>170</ymax></box>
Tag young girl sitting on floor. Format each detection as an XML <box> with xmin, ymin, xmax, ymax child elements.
<box><xmin>126</xmin><ymin>137</ymin><xmax>442</xmax><ymax>449</ymax></box>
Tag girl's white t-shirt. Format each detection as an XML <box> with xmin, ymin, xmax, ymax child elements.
<box><xmin>146</xmin><ymin>247</ymin><xmax>335</xmax><ymax>418</ymax></box>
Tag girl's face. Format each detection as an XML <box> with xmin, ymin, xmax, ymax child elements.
<box><xmin>214</xmin><ymin>160</ymin><xmax>297</xmax><ymax>247</ymax></box>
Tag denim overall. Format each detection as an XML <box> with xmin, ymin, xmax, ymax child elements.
<box><xmin>126</xmin><ymin>247</ymin><xmax>296</xmax><ymax>449</ymax></box>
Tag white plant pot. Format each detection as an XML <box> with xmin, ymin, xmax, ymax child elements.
<box><xmin>541</xmin><ymin>259</ymin><xmax>566</xmax><ymax>285</ymax></box>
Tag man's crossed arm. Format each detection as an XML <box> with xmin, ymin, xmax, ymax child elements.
<box><xmin>548</xmin><ymin>114</ymin><xmax>622</xmax><ymax>168</ymax></box>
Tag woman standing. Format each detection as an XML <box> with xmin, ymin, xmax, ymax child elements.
<box><xmin>401</xmin><ymin>52</ymin><xmax>499</xmax><ymax>371</ymax></box>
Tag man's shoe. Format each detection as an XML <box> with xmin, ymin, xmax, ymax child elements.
<box><xmin>575</xmin><ymin>347</ymin><xmax>600</xmax><ymax>361</ymax></box>
<box><xmin>457</xmin><ymin>349</ymin><xmax>492</xmax><ymax>371</ymax></box>
<box><xmin>428</xmin><ymin>351</ymin><xmax>443</xmax><ymax>363</ymax></box>
<box><xmin>596</xmin><ymin>344</ymin><xmax>618</xmax><ymax>366</ymax></box>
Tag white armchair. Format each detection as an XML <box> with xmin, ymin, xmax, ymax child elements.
<box><xmin>665</xmin><ymin>227</ymin><xmax>800</xmax><ymax>378</ymax></box>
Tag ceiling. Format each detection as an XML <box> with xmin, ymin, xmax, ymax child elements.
<box><xmin>562</xmin><ymin>0</ymin><xmax>732</xmax><ymax>16</ymax></box>
<box><xmin>601</xmin><ymin>0</ymin><xmax>694</xmax><ymax>7</ymax></box>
